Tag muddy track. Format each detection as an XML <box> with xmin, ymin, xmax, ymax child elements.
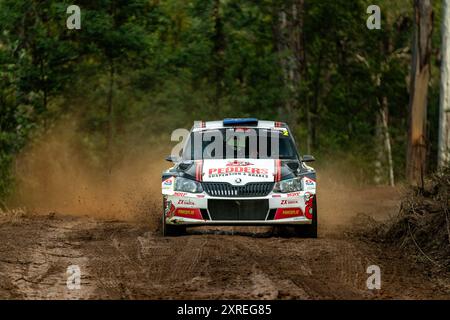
<box><xmin>0</xmin><ymin>187</ymin><xmax>449</xmax><ymax>299</ymax></box>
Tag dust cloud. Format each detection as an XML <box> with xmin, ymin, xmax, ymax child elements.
<box><xmin>11</xmin><ymin>121</ymin><xmax>400</xmax><ymax>231</ymax></box>
<box><xmin>316</xmin><ymin>164</ymin><xmax>402</xmax><ymax>232</ymax></box>
<box><xmin>12</xmin><ymin>120</ymin><xmax>169</xmax><ymax>223</ymax></box>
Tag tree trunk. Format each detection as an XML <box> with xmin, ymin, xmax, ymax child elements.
<box><xmin>407</xmin><ymin>0</ymin><xmax>433</xmax><ymax>186</ymax></box>
<box><xmin>381</xmin><ymin>97</ymin><xmax>395</xmax><ymax>186</ymax></box>
<box><xmin>106</xmin><ymin>1</ymin><xmax>117</xmax><ymax>175</ymax></box>
<box><xmin>310</xmin><ymin>47</ymin><xmax>323</xmax><ymax>151</ymax></box>
<box><xmin>439</xmin><ymin>0</ymin><xmax>450</xmax><ymax>168</ymax></box>
<box><xmin>275</xmin><ymin>0</ymin><xmax>304</xmax><ymax>130</ymax></box>
<box><xmin>374</xmin><ymin>109</ymin><xmax>384</xmax><ymax>185</ymax></box>
<box><xmin>274</xmin><ymin>8</ymin><xmax>285</xmax><ymax>117</ymax></box>
<box><xmin>374</xmin><ymin>96</ymin><xmax>394</xmax><ymax>186</ymax></box>
<box><xmin>374</xmin><ymin>29</ymin><xmax>395</xmax><ymax>187</ymax></box>
<box><xmin>212</xmin><ymin>0</ymin><xmax>224</xmax><ymax>108</ymax></box>
<box><xmin>106</xmin><ymin>59</ymin><xmax>115</xmax><ymax>174</ymax></box>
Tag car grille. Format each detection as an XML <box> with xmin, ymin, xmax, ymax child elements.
<box><xmin>202</xmin><ymin>182</ymin><xmax>274</xmax><ymax>197</ymax></box>
<box><xmin>207</xmin><ymin>199</ymin><xmax>269</xmax><ymax>220</ymax></box>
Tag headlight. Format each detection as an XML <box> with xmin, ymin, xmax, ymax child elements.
<box><xmin>273</xmin><ymin>177</ymin><xmax>302</xmax><ymax>193</ymax></box>
<box><xmin>174</xmin><ymin>177</ymin><xmax>203</xmax><ymax>193</ymax></box>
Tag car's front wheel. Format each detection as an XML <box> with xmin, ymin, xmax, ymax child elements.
<box><xmin>162</xmin><ymin>214</ymin><xmax>186</xmax><ymax>236</ymax></box>
<box><xmin>161</xmin><ymin>198</ymin><xmax>186</xmax><ymax>237</ymax></box>
<box><xmin>295</xmin><ymin>196</ymin><xmax>317</xmax><ymax>238</ymax></box>
<box><xmin>273</xmin><ymin>197</ymin><xmax>318</xmax><ymax>238</ymax></box>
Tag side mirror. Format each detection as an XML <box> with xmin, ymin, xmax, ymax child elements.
<box><xmin>302</xmin><ymin>155</ymin><xmax>315</xmax><ymax>163</ymax></box>
<box><xmin>165</xmin><ymin>155</ymin><xmax>180</xmax><ymax>163</ymax></box>
<box><xmin>286</xmin><ymin>162</ymin><xmax>299</xmax><ymax>171</ymax></box>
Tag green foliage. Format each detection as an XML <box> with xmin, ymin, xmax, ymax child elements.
<box><xmin>0</xmin><ymin>0</ymin><xmax>445</xmax><ymax>200</ymax></box>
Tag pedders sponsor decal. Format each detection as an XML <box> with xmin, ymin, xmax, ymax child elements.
<box><xmin>202</xmin><ymin>159</ymin><xmax>274</xmax><ymax>183</ymax></box>
<box><xmin>208</xmin><ymin>166</ymin><xmax>269</xmax><ymax>176</ymax></box>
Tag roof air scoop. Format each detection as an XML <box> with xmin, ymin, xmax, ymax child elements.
<box><xmin>223</xmin><ymin>118</ymin><xmax>258</xmax><ymax>126</ymax></box>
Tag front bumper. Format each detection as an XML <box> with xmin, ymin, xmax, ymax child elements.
<box><xmin>163</xmin><ymin>191</ymin><xmax>315</xmax><ymax>226</ymax></box>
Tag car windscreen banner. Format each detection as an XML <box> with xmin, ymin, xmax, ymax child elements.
<box><xmin>201</xmin><ymin>159</ymin><xmax>276</xmax><ymax>184</ymax></box>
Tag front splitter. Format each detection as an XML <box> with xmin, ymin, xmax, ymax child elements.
<box><xmin>166</xmin><ymin>216</ymin><xmax>312</xmax><ymax>226</ymax></box>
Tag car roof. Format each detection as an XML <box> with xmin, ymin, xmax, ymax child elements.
<box><xmin>192</xmin><ymin>120</ymin><xmax>288</xmax><ymax>131</ymax></box>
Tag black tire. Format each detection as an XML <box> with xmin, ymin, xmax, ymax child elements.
<box><xmin>162</xmin><ymin>214</ymin><xmax>186</xmax><ymax>236</ymax></box>
<box><xmin>298</xmin><ymin>197</ymin><xmax>318</xmax><ymax>238</ymax></box>
<box><xmin>161</xmin><ymin>198</ymin><xmax>186</xmax><ymax>237</ymax></box>
<box><xmin>273</xmin><ymin>197</ymin><xmax>318</xmax><ymax>238</ymax></box>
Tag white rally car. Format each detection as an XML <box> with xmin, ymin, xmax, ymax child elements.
<box><xmin>161</xmin><ymin>118</ymin><xmax>317</xmax><ymax>237</ymax></box>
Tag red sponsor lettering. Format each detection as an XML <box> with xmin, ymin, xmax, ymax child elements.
<box><xmin>208</xmin><ymin>166</ymin><xmax>269</xmax><ymax>175</ymax></box>
<box><xmin>174</xmin><ymin>208</ymin><xmax>203</xmax><ymax>220</ymax></box>
<box><xmin>274</xmin><ymin>208</ymin><xmax>303</xmax><ymax>220</ymax></box>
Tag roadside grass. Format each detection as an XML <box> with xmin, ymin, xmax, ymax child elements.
<box><xmin>361</xmin><ymin>166</ymin><xmax>450</xmax><ymax>273</ymax></box>
<box><xmin>0</xmin><ymin>206</ymin><xmax>28</xmax><ymax>224</ymax></box>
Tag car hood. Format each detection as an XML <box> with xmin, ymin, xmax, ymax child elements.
<box><xmin>201</xmin><ymin>159</ymin><xmax>278</xmax><ymax>185</ymax></box>
<box><xmin>174</xmin><ymin>159</ymin><xmax>300</xmax><ymax>184</ymax></box>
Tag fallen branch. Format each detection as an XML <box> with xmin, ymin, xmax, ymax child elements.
<box><xmin>372</xmin><ymin>166</ymin><xmax>450</xmax><ymax>271</ymax></box>
<box><xmin>407</xmin><ymin>222</ymin><xmax>442</xmax><ymax>268</ymax></box>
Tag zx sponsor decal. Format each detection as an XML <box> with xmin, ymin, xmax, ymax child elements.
<box><xmin>281</xmin><ymin>199</ymin><xmax>299</xmax><ymax>205</ymax></box>
<box><xmin>177</xmin><ymin>199</ymin><xmax>195</xmax><ymax>206</ymax></box>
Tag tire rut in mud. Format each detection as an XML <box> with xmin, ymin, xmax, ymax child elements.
<box><xmin>0</xmin><ymin>216</ymin><xmax>96</xmax><ymax>299</ymax></box>
<box><xmin>0</xmin><ymin>216</ymin><xmax>449</xmax><ymax>299</ymax></box>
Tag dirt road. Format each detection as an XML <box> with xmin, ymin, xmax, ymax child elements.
<box><xmin>0</xmin><ymin>186</ymin><xmax>449</xmax><ymax>299</ymax></box>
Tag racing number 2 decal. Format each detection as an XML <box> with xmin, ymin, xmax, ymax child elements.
<box><xmin>304</xmin><ymin>193</ymin><xmax>314</xmax><ymax>219</ymax></box>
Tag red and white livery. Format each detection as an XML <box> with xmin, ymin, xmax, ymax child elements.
<box><xmin>161</xmin><ymin>119</ymin><xmax>317</xmax><ymax>237</ymax></box>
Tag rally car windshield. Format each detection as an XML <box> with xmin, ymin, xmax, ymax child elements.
<box><xmin>183</xmin><ymin>128</ymin><xmax>298</xmax><ymax>160</ymax></box>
